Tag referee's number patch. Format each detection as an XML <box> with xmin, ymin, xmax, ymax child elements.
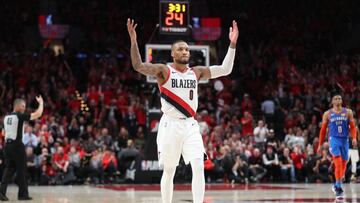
<box><xmin>7</xmin><ymin>118</ymin><xmax>12</xmax><ymax>125</ymax></box>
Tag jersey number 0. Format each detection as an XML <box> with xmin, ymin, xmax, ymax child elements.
<box><xmin>189</xmin><ymin>90</ymin><xmax>193</xmax><ymax>100</ymax></box>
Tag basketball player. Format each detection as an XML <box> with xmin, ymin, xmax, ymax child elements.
<box><xmin>0</xmin><ymin>96</ymin><xmax>43</xmax><ymax>201</ymax></box>
<box><xmin>127</xmin><ymin>18</ymin><xmax>238</xmax><ymax>203</ymax></box>
<box><xmin>317</xmin><ymin>91</ymin><xmax>357</xmax><ymax>198</ymax></box>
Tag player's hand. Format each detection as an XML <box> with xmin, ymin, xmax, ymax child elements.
<box><xmin>35</xmin><ymin>95</ymin><xmax>43</xmax><ymax>104</ymax></box>
<box><xmin>229</xmin><ymin>20</ymin><xmax>239</xmax><ymax>48</ymax></box>
<box><xmin>352</xmin><ymin>139</ymin><xmax>358</xmax><ymax>148</ymax></box>
<box><xmin>127</xmin><ymin>18</ymin><xmax>138</xmax><ymax>43</ymax></box>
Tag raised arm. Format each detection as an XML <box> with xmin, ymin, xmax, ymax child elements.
<box><xmin>193</xmin><ymin>20</ymin><xmax>239</xmax><ymax>80</ymax></box>
<box><xmin>127</xmin><ymin>19</ymin><xmax>167</xmax><ymax>81</ymax></box>
<box><xmin>30</xmin><ymin>95</ymin><xmax>44</xmax><ymax>120</ymax></box>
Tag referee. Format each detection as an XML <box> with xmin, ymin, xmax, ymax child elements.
<box><xmin>0</xmin><ymin>96</ymin><xmax>43</xmax><ymax>201</ymax></box>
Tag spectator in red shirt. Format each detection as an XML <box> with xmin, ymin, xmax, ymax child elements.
<box><xmin>134</xmin><ymin>101</ymin><xmax>146</xmax><ymax>128</ymax></box>
<box><xmin>62</xmin><ymin>137</ymin><xmax>70</xmax><ymax>154</ymax></box>
<box><xmin>39</xmin><ymin>125</ymin><xmax>52</xmax><ymax>144</ymax></box>
<box><xmin>200</xmin><ymin>110</ymin><xmax>214</xmax><ymax>128</ymax></box>
<box><xmin>241</xmin><ymin>111</ymin><xmax>254</xmax><ymax>137</ymax></box>
<box><xmin>116</xmin><ymin>94</ymin><xmax>128</xmax><ymax>115</ymax></box>
<box><xmin>68</xmin><ymin>95</ymin><xmax>81</xmax><ymax>111</ymax></box>
<box><xmin>101</xmin><ymin>148</ymin><xmax>118</xmax><ymax>182</ymax></box>
<box><xmin>101</xmin><ymin>85</ymin><xmax>115</xmax><ymax>106</ymax></box>
<box><xmin>53</xmin><ymin>146</ymin><xmax>69</xmax><ymax>173</ymax></box>
<box><xmin>87</xmin><ymin>86</ymin><xmax>100</xmax><ymax>105</ymax></box>
<box><xmin>290</xmin><ymin>145</ymin><xmax>306</xmax><ymax>181</ymax></box>
<box><xmin>53</xmin><ymin>146</ymin><xmax>76</xmax><ymax>184</ymax></box>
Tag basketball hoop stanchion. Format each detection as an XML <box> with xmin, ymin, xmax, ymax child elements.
<box><xmin>147</xmin><ymin>24</ymin><xmax>160</xmax><ymax>44</ymax></box>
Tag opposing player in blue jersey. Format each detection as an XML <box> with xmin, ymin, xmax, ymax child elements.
<box><xmin>317</xmin><ymin>91</ymin><xmax>357</xmax><ymax>199</ymax></box>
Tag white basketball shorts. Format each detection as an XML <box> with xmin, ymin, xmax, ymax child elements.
<box><xmin>157</xmin><ymin>114</ymin><xmax>205</xmax><ymax>167</ymax></box>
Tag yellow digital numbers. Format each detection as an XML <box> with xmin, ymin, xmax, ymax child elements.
<box><xmin>160</xmin><ymin>1</ymin><xmax>189</xmax><ymax>34</ymax></box>
<box><xmin>168</xmin><ymin>3</ymin><xmax>186</xmax><ymax>13</ymax></box>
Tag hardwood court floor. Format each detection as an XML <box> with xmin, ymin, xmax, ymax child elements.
<box><xmin>3</xmin><ymin>183</ymin><xmax>360</xmax><ymax>203</ymax></box>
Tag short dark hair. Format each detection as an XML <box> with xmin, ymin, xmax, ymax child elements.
<box><xmin>331</xmin><ymin>89</ymin><xmax>342</xmax><ymax>99</ymax></box>
<box><xmin>171</xmin><ymin>40</ymin><xmax>187</xmax><ymax>51</ymax></box>
<box><xmin>13</xmin><ymin>98</ymin><xmax>25</xmax><ymax>107</ymax></box>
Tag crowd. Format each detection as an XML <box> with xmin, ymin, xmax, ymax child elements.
<box><xmin>0</xmin><ymin>0</ymin><xmax>359</xmax><ymax>185</ymax></box>
<box><xmin>0</xmin><ymin>49</ymin><xmax>147</xmax><ymax>184</ymax></box>
<box><xmin>199</xmin><ymin>0</ymin><xmax>360</xmax><ymax>184</ymax></box>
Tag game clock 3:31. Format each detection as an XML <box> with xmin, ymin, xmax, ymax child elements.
<box><xmin>159</xmin><ymin>0</ymin><xmax>189</xmax><ymax>35</ymax></box>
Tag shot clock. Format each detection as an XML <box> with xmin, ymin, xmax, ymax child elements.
<box><xmin>159</xmin><ymin>0</ymin><xmax>189</xmax><ymax>35</ymax></box>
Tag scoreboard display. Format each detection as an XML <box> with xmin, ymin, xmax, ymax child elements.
<box><xmin>159</xmin><ymin>1</ymin><xmax>189</xmax><ymax>34</ymax></box>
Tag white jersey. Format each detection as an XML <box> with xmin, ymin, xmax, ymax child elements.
<box><xmin>159</xmin><ymin>65</ymin><xmax>198</xmax><ymax>118</ymax></box>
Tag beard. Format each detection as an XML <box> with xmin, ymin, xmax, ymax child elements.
<box><xmin>175</xmin><ymin>58</ymin><xmax>189</xmax><ymax>64</ymax></box>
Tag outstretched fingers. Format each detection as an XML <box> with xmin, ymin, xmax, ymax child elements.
<box><xmin>232</xmin><ymin>20</ymin><xmax>238</xmax><ymax>32</ymax></box>
<box><xmin>127</xmin><ymin>19</ymin><xmax>138</xmax><ymax>31</ymax></box>
<box><xmin>127</xmin><ymin>18</ymin><xmax>131</xmax><ymax>30</ymax></box>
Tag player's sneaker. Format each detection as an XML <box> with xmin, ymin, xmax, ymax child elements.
<box><xmin>333</xmin><ymin>186</ymin><xmax>344</xmax><ymax>199</ymax></box>
<box><xmin>332</xmin><ymin>184</ymin><xmax>336</xmax><ymax>195</ymax></box>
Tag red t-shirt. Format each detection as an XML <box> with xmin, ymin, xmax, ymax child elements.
<box><xmin>78</xmin><ymin>148</ymin><xmax>86</xmax><ymax>159</ymax></box>
<box><xmin>87</xmin><ymin>91</ymin><xmax>100</xmax><ymax>105</ymax></box>
<box><xmin>135</xmin><ymin>107</ymin><xmax>146</xmax><ymax>126</ymax></box>
<box><xmin>45</xmin><ymin>164</ymin><xmax>56</xmax><ymax>177</ymax></box>
<box><xmin>68</xmin><ymin>99</ymin><xmax>81</xmax><ymax>111</ymax></box>
<box><xmin>102</xmin><ymin>153</ymin><xmax>118</xmax><ymax>170</ymax></box>
<box><xmin>102</xmin><ymin>90</ymin><xmax>114</xmax><ymax>105</ymax></box>
<box><xmin>290</xmin><ymin>83</ymin><xmax>302</xmax><ymax>96</ymax></box>
<box><xmin>63</xmin><ymin>144</ymin><xmax>71</xmax><ymax>154</ymax></box>
<box><xmin>53</xmin><ymin>153</ymin><xmax>69</xmax><ymax>168</ymax></box>
<box><xmin>290</xmin><ymin>153</ymin><xmax>305</xmax><ymax>169</ymax></box>
<box><xmin>241</xmin><ymin>117</ymin><xmax>253</xmax><ymax>136</ymax></box>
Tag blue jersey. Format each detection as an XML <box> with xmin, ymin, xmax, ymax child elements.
<box><xmin>328</xmin><ymin>108</ymin><xmax>349</xmax><ymax>138</ymax></box>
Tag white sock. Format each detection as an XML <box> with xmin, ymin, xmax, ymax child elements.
<box><xmin>350</xmin><ymin>149</ymin><xmax>359</xmax><ymax>174</ymax></box>
<box><xmin>190</xmin><ymin>158</ymin><xmax>205</xmax><ymax>203</ymax></box>
<box><xmin>161</xmin><ymin>165</ymin><xmax>176</xmax><ymax>203</ymax></box>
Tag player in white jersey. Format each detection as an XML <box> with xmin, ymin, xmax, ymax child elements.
<box><xmin>127</xmin><ymin>18</ymin><xmax>238</xmax><ymax>203</ymax></box>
